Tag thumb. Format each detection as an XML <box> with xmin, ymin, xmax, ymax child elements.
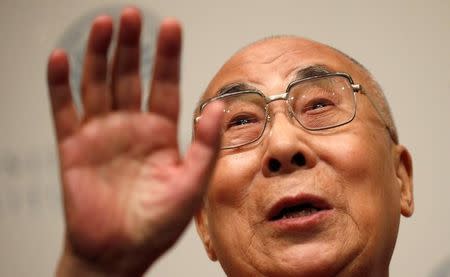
<box><xmin>181</xmin><ymin>101</ymin><xmax>224</xmax><ymax>199</ymax></box>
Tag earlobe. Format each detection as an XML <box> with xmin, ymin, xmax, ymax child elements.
<box><xmin>395</xmin><ymin>145</ymin><xmax>414</xmax><ymax>217</ymax></box>
<box><xmin>195</xmin><ymin>207</ymin><xmax>217</xmax><ymax>261</ymax></box>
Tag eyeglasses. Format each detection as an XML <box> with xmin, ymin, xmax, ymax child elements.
<box><xmin>195</xmin><ymin>72</ymin><xmax>364</xmax><ymax>150</ymax></box>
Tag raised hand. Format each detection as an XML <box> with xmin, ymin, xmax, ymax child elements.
<box><xmin>47</xmin><ymin>7</ymin><xmax>223</xmax><ymax>276</ymax></box>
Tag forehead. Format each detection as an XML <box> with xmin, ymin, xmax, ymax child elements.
<box><xmin>204</xmin><ymin>37</ymin><xmax>362</xmax><ymax>99</ymax></box>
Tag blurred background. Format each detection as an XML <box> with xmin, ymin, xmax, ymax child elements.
<box><xmin>0</xmin><ymin>0</ymin><xmax>449</xmax><ymax>276</ymax></box>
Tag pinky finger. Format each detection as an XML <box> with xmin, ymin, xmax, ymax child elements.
<box><xmin>47</xmin><ymin>50</ymin><xmax>79</xmax><ymax>142</ymax></box>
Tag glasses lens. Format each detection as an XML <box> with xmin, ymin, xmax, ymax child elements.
<box><xmin>288</xmin><ymin>76</ymin><xmax>356</xmax><ymax>130</ymax></box>
<box><xmin>203</xmin><ymin>92</ymin><xmax>266</xmax><ymax>149</ymax></box>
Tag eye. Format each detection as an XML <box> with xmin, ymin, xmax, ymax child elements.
<box><xmin>227</xmin><ymin>114</ymin><xmax>259</xmax><ymax>128</ymax></box>
<box><xmin>304</xmin><ymin>98</ymin><xmax>334</xmax><ymax>112</ymax></box>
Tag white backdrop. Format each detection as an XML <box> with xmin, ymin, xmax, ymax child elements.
<box><xmin>0</xmin><ymin>0</ymin><xmax>449</xmax><ymax>276</ymax></box>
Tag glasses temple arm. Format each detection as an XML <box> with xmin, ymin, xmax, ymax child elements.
<box><xmin>358</xmin><ymin>87</ymin><xmax>399</xmax><ymax>144</ymax></box>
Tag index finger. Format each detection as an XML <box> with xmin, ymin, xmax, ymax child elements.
<box><xmin>47</xmin><ymin>50</ymin><xmax>80</xmax><ymax>142</ymax></box>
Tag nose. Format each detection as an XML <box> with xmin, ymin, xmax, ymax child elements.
<box><xmin>261</xmin><ymin>113</ymin><xmax>316</xmax><ymax>177</ymax></box>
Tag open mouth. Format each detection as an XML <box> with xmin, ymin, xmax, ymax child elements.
<box><xmin>271</xmin><ymin>203</ymin><xmax>322</xmax><ymax>221</ymax></box>
<box><xmin>268</xmin><ymin>195</ymin><xmax>332</xmax><ymax>222</ymax></box>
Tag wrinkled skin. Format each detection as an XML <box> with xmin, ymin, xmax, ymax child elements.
<box><xmin>195</xmin><ymin>38</ymin><xmax>414</xmax><ymax>277</ymax></box>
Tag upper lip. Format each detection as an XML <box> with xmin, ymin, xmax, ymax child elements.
<box><xmin>267</xmin><ymin>193</ymin><xmax>332</xmax><ymax>221</ymax></box>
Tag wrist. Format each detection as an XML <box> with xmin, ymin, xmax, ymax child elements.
<box><xmin>56</xmin><ymin>241</ymin><xmax>155</xmax><ymax>277</ymax></box>
<box><xmin>56</xmin><ymin>249</ymin><xmax>109</xmax><ymax>277</ymax></box>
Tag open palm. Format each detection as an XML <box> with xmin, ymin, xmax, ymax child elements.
<box><xmin>47</xmin><ymin>8</ymin><xmax>222</xmax><ymax>276</ymax></box>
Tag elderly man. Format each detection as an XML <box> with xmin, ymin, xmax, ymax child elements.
<box><xmin>47</xmin><ymin>7</ymin><xmax>414</xmax><ymax>277</ymax></box>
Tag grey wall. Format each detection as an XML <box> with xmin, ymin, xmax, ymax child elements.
<box><xmin>0</xmin><ymin>0</ymin><xmax>449</xmax><ymax>276</ymax></box>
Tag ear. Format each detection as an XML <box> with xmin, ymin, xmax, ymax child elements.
<box><xmin>195</xmin><ymin>204</ymin><xmax>217</xmax><ymax>261</ymax></box>
<box><xmin>394</xmin><ymin>145</ymin><xmax>414</xmax><ymax>217</ymax></box>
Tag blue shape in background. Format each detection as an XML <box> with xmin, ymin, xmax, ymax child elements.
<box><xmin>55</xmin><ymin>4</ymin><xmax>160</xmax><ymax>114</ymax></box>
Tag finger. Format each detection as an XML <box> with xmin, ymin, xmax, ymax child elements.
<box><xmin>182</xmin><ymin>101</ymin><xmax>224</xmax><ymax>197</ymax></box>
<box><xmin>47</xmin><ymin>50</ymin><xmax>79</xmax><ymax>141</ymax></box>
<box><xmin>148</xmin><ymin>18</ymin><xmax>182</xmax><ymax>124</ymax></box>
<box><xmin>111</xmin><ymin>7</ymin><xmax>142</xmax><ymax>110</ymax></box>
<box><xmin>81</xmin><ymin>15</ymin><xmax>113</xmax><ymax>119</ymax></box>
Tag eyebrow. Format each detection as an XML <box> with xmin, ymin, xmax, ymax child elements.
<box><xmin>215</xmin><ymin>64</ymin><xmax>334</xmax><ymax>97</ymax></box>
<box><xmin>217</xmin><ymin>83</ymin><xmax>258</xmax><ymax>96</ymax></box>
<box><xmin>295</xmin><ymin>64</ymin><xmax>333</xmax><ymax>79</ymax></box>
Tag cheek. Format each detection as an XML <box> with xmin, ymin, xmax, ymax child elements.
<box><xmin>204</xmin><ymin>151</ymin><xmax>263</xmax><ymax>270</ymax></box>
<box><xmin>205</xmin><ymin>150</ymin><xmax>261</xmax><ymax>242</ymax></box>
<box><xmin>208</xmin><ymin>151</ymin><xmax>261</xmax><ymax>208</ymax></box>
<box><xmin>320</xmin><ymin>129</ymin><xmax>400</xmax><ymax>247</ymax></box>
<box><xmin>321</xmin><ymin>129</ymin><xmax>393</xmax><ymax>195</ymax></box>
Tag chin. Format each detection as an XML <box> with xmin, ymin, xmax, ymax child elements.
<box><xmin>272</xmin><ymin>242</ymin><xmax>391</xmax><ymax>277</ymax></box>
<box><xmin>219</xmin><ymin>241</ymin><xmax>360</xmax><ymax>277</ymax></box>
<box><xmin>267</xmin><ymin>243</ymin><xmax>354</xmax><ymax>277</ymax></box>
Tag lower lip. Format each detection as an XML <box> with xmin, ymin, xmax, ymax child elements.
<box><xmin>269</xmin><ymin>209</ymin><xmax>334</xmax><ymax>232</ymax></box>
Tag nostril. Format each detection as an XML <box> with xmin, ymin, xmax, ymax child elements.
<box><xmin>291</xmin><ymin>153</ymin><xmax>306</xmax><ymax>167</ymax></box>
<box><xmin>268</xmin><ymin>158</ymin><xmax>281</xmax><ymax>172</ymax></box>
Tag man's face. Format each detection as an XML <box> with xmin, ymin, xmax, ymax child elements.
<box><xmin>196</xmin><ymin>38</ymin><xmax>413</xmax><ymax>277</ymax></box>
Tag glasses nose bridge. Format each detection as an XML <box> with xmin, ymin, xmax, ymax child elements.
<box><xmin>265</xmin><ymin>92</ymin><xmax>289</xmax><ymax>105</ymax></box>
<box><xmin>265</xmin><ymin>92</ymin><xmax>294</xmax><ymax>122</ymax></box>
